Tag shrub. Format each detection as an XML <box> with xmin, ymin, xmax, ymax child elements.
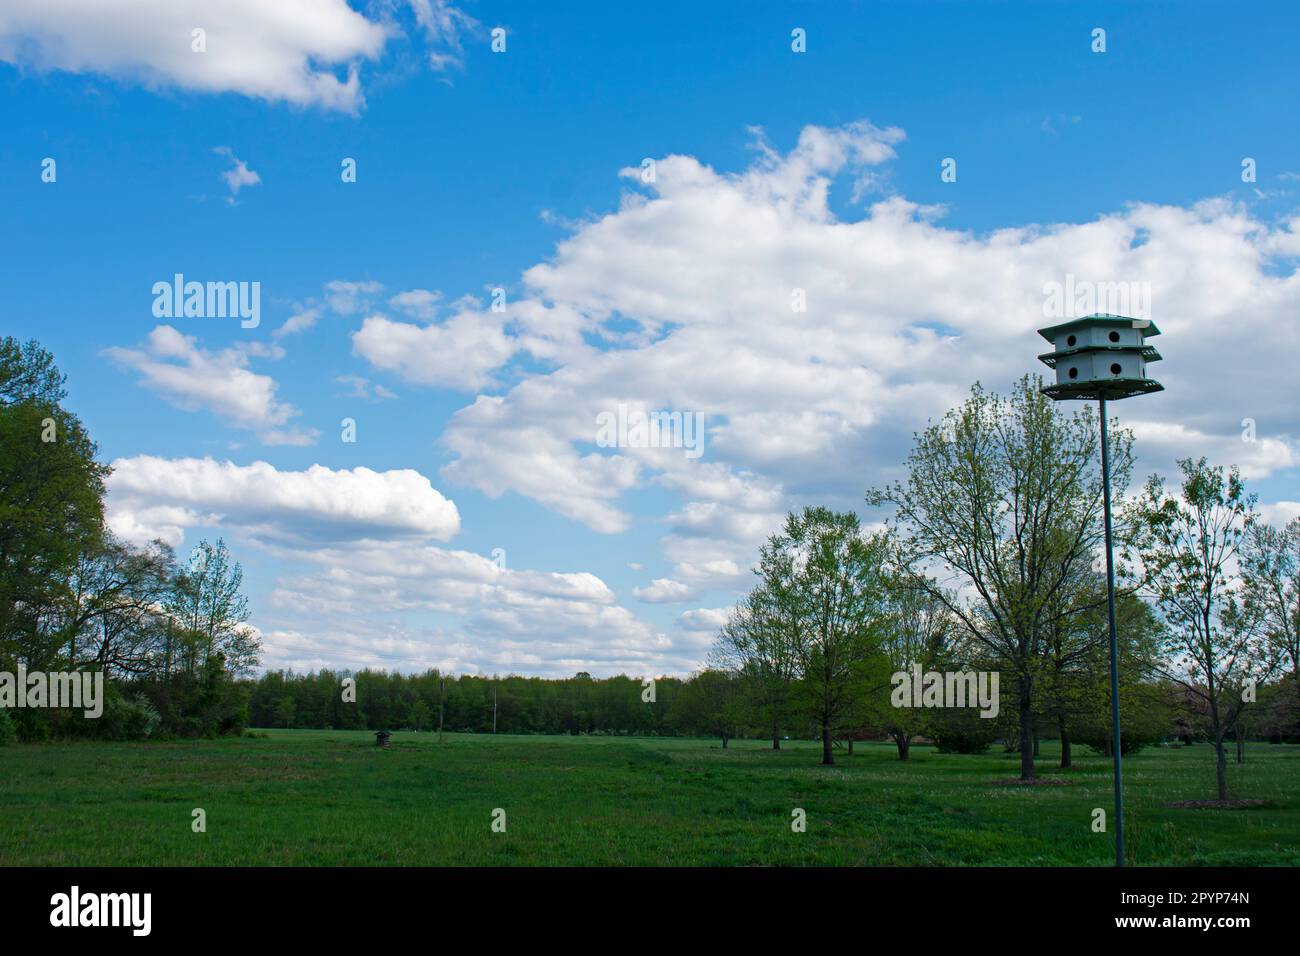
<box><xmin>1075</xmin><ymin>683</ymin><xmax>1172</xmax><ymax>757</ymax></box>
<box><xmin>98</xmin><ymin>694</ymin><xmax>161</xmax><ymax>741</ymax></box>
<box><xmin>12</xmin><ymin>708</ymin><xmax>50</xmax><ymax>743</ymax></box>
<box><xmin>930</xmin><ymin>708</ymin><xmax>999</xmax><ymax>754</ymax></box>
<box><xmin>1077</xmin><ymin>726</ymin><xmax>1155</xmax><ymax>756</ymax></box>
<box><xmin>133</xmin><ymin>655</ymin><xmax>250</xmax><ymax>737</ymax></box>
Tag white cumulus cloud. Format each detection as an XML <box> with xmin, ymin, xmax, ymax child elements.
<box><xmin>104</xmin><ymin>325</ymin><xmax>317</xmax><ymax>446</ymax></box>
<box><xmin>107</xmin><ymin>456</ymin><xmax>461</xmax><ymax>547</ymax></box>
<box><xmin>0</xmin><ymin>0</ymin><xmax>477</xmax><ymax>112</ymax></box>
<box><xmin>632</xmin><ymin>578</ymin><xmax>698</xmax><ymax>604</ymax></box>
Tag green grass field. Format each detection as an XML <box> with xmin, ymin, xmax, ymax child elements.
<box><xmin>2</xmin><ymin>730</ymin><xmax>1297</xmax><ymax>866</ymax></box>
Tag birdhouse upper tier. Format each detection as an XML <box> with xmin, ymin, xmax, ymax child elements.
<box><xmin>1037</xmin><ymin>314</ymin><xmax>1163</xmax><ymax>401</ymax></box>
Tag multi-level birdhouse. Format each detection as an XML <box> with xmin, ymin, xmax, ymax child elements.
<box><xmin>1037</xmin><ymin>313</ymin><xmax>1163</xmax><ymax>401</ymax></box>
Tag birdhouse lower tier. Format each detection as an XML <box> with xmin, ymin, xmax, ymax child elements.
<box><xmin>1038</xmin><ymin>345</ymin><xmax>1161</xmax><ymax>386</ymax></box>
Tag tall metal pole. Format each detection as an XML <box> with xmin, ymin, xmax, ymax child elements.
<box><xmin>1099</xmin><ymin>396</ymin><xmax>1125</xmax><ymax>867</ymax></box>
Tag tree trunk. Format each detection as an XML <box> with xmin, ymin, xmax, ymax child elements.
<box><xmin>721</xmin><ymin>732</ymin><xmax>729</xmax><ymax>749</ymax></box>
<box><xmin>1032</xmin><ymin>734</ymin><xmax>1040</xmax><ymax>758</ymax></box>
<box><xmin>847</xmin><ymin>738</ymin><xmax>854</xmax><ymax>756</ymax></box>
<box><xmin>895</xmin><ymin>733</ymin><xmax>910</xmax><ymax>761</ymax></box>
<box><xmin>1018</xmin><ymin>676</ymin><xmax>1036</xmax><ymax>779</ymax></box>
<box><xmin>1235</xmin><ymin>726</ymin><xmax>1244</xmax><ymax>764</ymax></box>
<box><xmin>1059</xmin><ymin>720</ymin><xmax>1071</xmax><ymax>770</ymax></box>
<box><xmin>772</xmin><ymin>722</ymin><xmax>780</xmax><ymax>751</ymax></box>
<box><xmin>821</xmin><ymin>723</ymin><xmax>834</xmax><ymax>765</ymax></box>
<box><xmin>1215</xmin><ymin>740</ymin><xmax>1227</xmax><ymax>801</ymax></box>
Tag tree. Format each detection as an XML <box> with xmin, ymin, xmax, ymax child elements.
<box><xmin>868</xmin><ymin>376</ymin><xmax>1132</xmax><ymax>779</ymax></box>
<box><xmin>53</xmin><ymin>534</ymin><xmax>175</xmax><ymax>676</ymax></box>
<box><xmin>764</xmin><ymin>507</ymin><xmax>890</xmax><ymax>766</ymax></box>
<box><xmin>168</xmin><ymin>539</ymin><xmax>259</xmax><ymax>676</ymax></box>
<box><xmin>1258</xmin><ymin>674</ymin><xmax>1300</xmax><ymax>743</ymax></box>
<box><xmin>274</xmin><ymin>695</ymin><xmax>297</xmax><ymax>729</ymax></box>
<box><xmin>1128</xmin><ymin>457</ymin><xmax>1279</xmax><ymax>801</ymax></box>
<box><xmin>877</xmin><ymin>571</ymin><xmax>955</xmax><ymax>760</ymax></box>
<box><xmin>712</xmin><ymin>582</ymin><xmax>800</xmax><ymax>750</ymax></box>
<box><xmin>1032</xmin><ymin>564</ymin><xmax>1162</xmax><ymax>768</ymax></box>
<box><xmin>1071</xmin><ymin>679</ymin><xmax>1174</xmax><ymax>757</ymax></box>
<box><xmin>1</xmin><ymin>336</ymin><xmax>67</xmax><ymax>407</ymax></box>
<box><xmin>1035</xmin><ymin>565</ymin><xmax>1098</xmax><ymax>769</ymax></box>
<box><xmin>0</xmin><ymin>340</ymin><xmax>108</xmax><ymax>662</ymax></box>
<box><xmin>1240</xmin><ymin>517</ymin><xmax>1300</xmax><ymax>695</ymax></box>
<box><xmin>409</xmin><ymin>699</ymin><xmax>432</xmax><ymax>731</ymax></box>
<box><xmin>674</xmin><ymin>668</ymin><xmax>743</xmax><ymax>746</ymax></box>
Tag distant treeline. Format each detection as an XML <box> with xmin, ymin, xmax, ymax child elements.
<box><xmin>246</xmin><ymin>670</ymin><xmax>690</xmax><ymax>736</ymax></box>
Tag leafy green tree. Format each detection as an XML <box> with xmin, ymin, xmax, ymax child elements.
<box><xmin>763</xmin><ymin>507</ymin><xmax>890</xmax><ymax>766</ymax></box>
<box><xmin>1035</xmin><ymin>569</ymin><xmax>1162</xmax><ymax>768</ymax></box>
<box><xmin>1240</xmin><ymin>517</ymin><xmax>1300</xmax><ymax>696</ymax></box>
<box><xmin>868</xmin><ymin>376</ymin><xmax>1132</xmax><ymax>779</ymax></box>
<box><xmin>54</xmin><ymin>534</ymin><xmax>174</xmax><ymax>675</ymax></box>
<box><xmin>0</xmin><ymin>339</ymin><xmax>108</xmax><ymax>663</ymax></box>
<box><xmin>409</xmin><ymin>699</ymin><xmax>432</xmax><ymax>731</ymax></box>
<box><xmin>1072</xmin><ymin>678</ymin><xmax>1175</xmax><ymax>757</ymax></box>
<box><xmin>274</xmin><ymin>695</ymin><xmax>297</xmax><ymax>728</ymax></box>
<box><xmin>1258</xmin><ymin>675</ymin><xmax>1300</xmax><ymax>743</ymax></box>
<box><xmin>876</xmin><ymin>571</ymin><xmax>955</xmax><ymax>760</ymax></box>
<box><xmin>1127</xmin><ymin>457</ymin><xmax>1279</xmax><ymax>800</ymax></box>
<box><xmin>1</xmin><ymin>336</ymin><xmax>67</xmax><ymax>406</ymax></box>
<box><xmin>673</xmin><ymin>668</ymin><xmax>743</xmax><ymax>746</ymax></box>
<box><xmin>168</xmin><ymin>539</ymin><xmax>259</xmax><ymax>676</ymax></box>
<box><xmin>712</xmin><ymin>582</ymin><xmax>800</xmax><ymax>749</ymax></box>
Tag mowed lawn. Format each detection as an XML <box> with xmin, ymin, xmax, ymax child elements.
<box><xmin>1</xmin><ymin>730</ymin><xmax>1297</xmax><ymax>866</ymax></box>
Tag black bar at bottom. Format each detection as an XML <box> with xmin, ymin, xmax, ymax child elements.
<box><xmin>5</xmin><ymin>865</ymin><xmax>1274</xmax><ymax>941</ymax></box>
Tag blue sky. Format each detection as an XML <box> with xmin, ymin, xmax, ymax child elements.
<box><xmin>2</xmin><ymin>1</ymin><xmax>1298</xmax><ymax>676</ymax></box>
